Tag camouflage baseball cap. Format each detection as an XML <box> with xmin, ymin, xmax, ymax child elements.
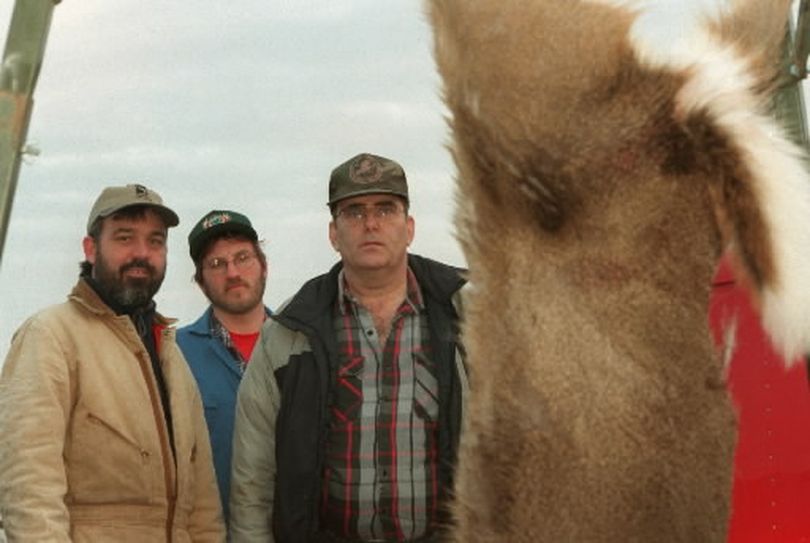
<box><xmin>87</xmin><ymin>183</ymin><xmax>179</xmax><ymax>234</ymax></box>
<box><xmin>188</xmin><ymin>209</ymin><xmax>258</xmax><ymax>262</ymax></box>
<box><xmin>328</xmin><ymin>153</ymin><xmax>409</xmax><ymax>206</ymax></box>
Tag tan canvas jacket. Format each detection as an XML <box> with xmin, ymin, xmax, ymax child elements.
<box><xmin>0</xmin><ymin>279</ymin><xmax>225</xmax><ymax>542</ymax></box>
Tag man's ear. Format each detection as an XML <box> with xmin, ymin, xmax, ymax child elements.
<box><xmin>82</xmin><ymin>236</ymin><xmax>97</xmax><ymax>265</ymax></box>
<box><xmin>329</xmin><ymin>221</ymin><xmax>339</xmax><ymax>251</ymax></box>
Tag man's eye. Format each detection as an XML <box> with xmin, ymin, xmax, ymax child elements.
<box><xmin>343</xmin><ymin>207</ymin><xmax>364</xmax><ymax>219</ymax></box>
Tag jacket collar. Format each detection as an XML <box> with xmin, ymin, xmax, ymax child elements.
<box><xmin>278</xmin><ymin>253</ymin><xmax>466</xmax><ymax>328</ymax></box>
<box><xmin>185</xmin><ymin>305</ymin><xmax>272</xmax><ymax>337</ymax></box>
<box><xmin>186</xmin><ymin>306</ymin><xmax>216</xmax><ymax>336</ymax></box>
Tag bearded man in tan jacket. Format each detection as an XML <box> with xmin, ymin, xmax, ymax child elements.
<box><xmin>0</xmin><ymin>184</ymin><xmax>225</xmax><ymax>542</ymax></box>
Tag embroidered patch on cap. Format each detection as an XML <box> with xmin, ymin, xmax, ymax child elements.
<box><xmin>202</xmin><ymin>212</ymin><xmax>232</xmax><ymax>230</ymax></box>
<box><xmin>349</xmin><ymin>155</ymin><xmax>384</xmax><ymax>184</ymax></box>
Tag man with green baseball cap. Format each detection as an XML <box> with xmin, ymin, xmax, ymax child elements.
<box><xmin>0</xmin><ymin>183</ymin><xmax>224</xmax><ymax>541</ymax></box>
<box><xmin>178</xmin><ymin>209</ymin><xmax>271</xmax><ymax>525</ymax></box>
<box><xmin>231</xmin><ymin>153</ymin><xmax>468</xmax><ymax>542</ymax></box>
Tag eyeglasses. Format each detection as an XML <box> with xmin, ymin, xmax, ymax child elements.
<box><xmin>336</xmin><ymin>202</ymin><xmax>404</xmax><ymax>224</ymax></box>
<box><xmin>203</xmin><ymin>251</ymin><xmax>258</xmax><ymax>274</ymax></box>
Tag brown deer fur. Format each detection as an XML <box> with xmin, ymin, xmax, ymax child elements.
<box><xmin>427</xmin><ymin>0</ymin><xmax>810</xmax><ymax>541</ymax></box>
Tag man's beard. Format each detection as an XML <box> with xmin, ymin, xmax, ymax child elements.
<box><xmin>203</xmin><ymin>274</ymin><xmax>266</xmax><ymax>315</ymax></box>
<box><xmin>93</xmin><ymin>255</ymin><xmax>165</xmax><ymax>311</ymax></box>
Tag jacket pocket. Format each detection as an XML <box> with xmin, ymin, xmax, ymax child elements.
<box><xmin>413</xmin><ymin>353</ymin><xmax>439</xmax><ymax>422</ymax></box>
<box><xmin>331</xmin><ymin>355</ymin><xmax>364</xmax><ymax>422</ymax></box>
<box><xmin>86</xmin><ymin>413</ymin><xmax>147</xmax><ymax>452</ymax></box>
<box><xmin>66</xmin><ymin>412</ymin><xmax>153</xmax><ymax>501</ymax></box>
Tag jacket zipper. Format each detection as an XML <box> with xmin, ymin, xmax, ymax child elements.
<box><xmin>134</xmin><ymin>348</ymin><xmax>176</xmax><ymax>542</ymax></box>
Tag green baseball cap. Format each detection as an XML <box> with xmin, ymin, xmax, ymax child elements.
<box><xmin>87</xmin><ymin>183</ymin><xmax>179</xmax><ymax>234</ymax></box>
<box><xmin>188</xmin><ymin>210</ymin><xmax>258</xmax><ymax>262</ymax></box>
<box><xmin>328</xmin><ymin>153</ymin><xmax>409</xmax><ymax>206</ymax></box>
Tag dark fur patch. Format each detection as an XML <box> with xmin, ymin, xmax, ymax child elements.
<box><xmin>452</xmin><ymin>106</ymin><xmax>573</xmax><ymax>233</ymax></box>
<box><xmin>515</xmin><ymin>149</ymin><xmax>573</xmax><ymax>233</ymax></box>
<box><xmin>647</xmin><ymin>97</ymin><xmax>774</xmax><ymax>289</ymax></box>
<box><xmin>658</xmin><ymin>104</ymin><xmax>704</xmax><ymax>176</ymax></box>
<box><xmin>682</xmin><ymin>111</ymin><xmax>773</xmax><ymax>287</ymax></box>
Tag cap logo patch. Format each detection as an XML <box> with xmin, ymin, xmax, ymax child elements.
<box><xmin>349</xmin><ymin>155</ymin><xmax>383</xmax><ymax>184</ymax></box>
<box><xmin>134</xmin><ymin>184</ymin><xmax>149</xmax><ymax>198</ymax></box>
<box><xmin>203</xmin><ymin>212</ymin><xmax>232</xmax><ymax>230</ymax></box>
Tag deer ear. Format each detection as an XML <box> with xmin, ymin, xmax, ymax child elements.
<box><xmin>668</xmin><ymin>12</ymin><xmax>810</xmax><ymax>362</ymax></box>
<box><xmin>715</xmin><ymin>111</ymin><xmax>810</xmax><ymax>362</ymax></box>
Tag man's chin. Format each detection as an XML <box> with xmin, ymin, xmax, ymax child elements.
<box><xmin>116</xmin><ymin>280</ymin><xmax>160</xmax><ymax>309</ymax></box>
<box><xmin>113</xmin><ymin>291</ymin><xmax>152</xmax><ymax>310</ymax></box>
<box><xmin>123</xmin><ymin>274</ymin><xmax>150</xmax><ymax>284</ymax></box>
<box><xmin>216</xmin><ymin>300</ymin><xmax>260</xmax><ymax>315</ymax></box>
<box><xmin>354</xmin><ymin>256</ymin><xmax>391</xmax><ymax>270</ymax></box>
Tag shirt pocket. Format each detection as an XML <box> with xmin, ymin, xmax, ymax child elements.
<box><xmin>413</xmin><ymin>352</ymin><xmax>439</xmax><ymax>422</ymax></box>
<box><xmin>331</xmin><ymin>355</ymin><xmax>364</xmax><ymax>423</ymax></box>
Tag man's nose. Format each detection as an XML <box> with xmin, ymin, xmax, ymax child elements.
<box><xmin>224</xmin><ymin>260</ymin><xmax>242</xmax><ymax>277</ymax></box>
<box><xmin>131</xmin><ymin>237</ymin><xmax>152</xmax><ymax>258</ymax></box>
<box><xmin>363</xmin><ymin>211</ymin><xmax>381</xmax><ymax>229</ymax></box>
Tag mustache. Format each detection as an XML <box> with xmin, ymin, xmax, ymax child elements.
<box><xmin>120</xmin><ymin>259</ymin><xmax>157</xmax><ymax>277</ymax></box>
<box><xmin>225</xmin><ymin>278</ymin><xmax>249</xmax><ymax>290</ymax></box>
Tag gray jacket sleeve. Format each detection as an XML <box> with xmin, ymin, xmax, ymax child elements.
<box><xmin>228</xmin><ymin>318</ymin><xmax>306</xmax><ymax>543</ymax></box>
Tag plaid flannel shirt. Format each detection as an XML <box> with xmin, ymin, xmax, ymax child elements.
<box><xmin>209</xmin><ymin>312</ymin><xmax>248</xmax><ymax>374</ymax></box>
<box><xmin>321</xmin><ymin>268</ymin><xmax>439</xmax><ymax>541</ymax></box>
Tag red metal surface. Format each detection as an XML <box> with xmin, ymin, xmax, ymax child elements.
<box><xmin>709</xmin><ymin>257</ymin><xmax>810</xmax><ymax>543</ymax></box>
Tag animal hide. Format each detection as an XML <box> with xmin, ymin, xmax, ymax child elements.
<box><xmin>427</xmin><ymin>0</ymin><xmax>810</xmax><ymax>541</ymax></box>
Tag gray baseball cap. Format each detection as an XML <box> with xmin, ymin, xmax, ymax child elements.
<box><xmin>87</xmin><ymin>184</ymin><xmax>179</xmax><ymax>233</ymax></box>
<box><xmin>328</xmin><ymin>153</ymin><xmax>409</xmax><ymax>206</ymax></box>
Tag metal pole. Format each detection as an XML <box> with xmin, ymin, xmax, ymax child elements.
<box><xmin>775</xmin><ymin>0</ymin><xmax>810</xmax><ymax>149</ymax></box>
<box><xmin>792</xmin><ymin>0</ymin><xmax>810</xmax><ymax>80</ymax></box>
<box><xmin>0</xmin><ymin>0</ymin><xmax>60</xmax><ymax>265</ymax></box>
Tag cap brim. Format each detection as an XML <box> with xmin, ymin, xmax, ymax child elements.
<box><xmin>189</xmin><ymin>223</ymin><xmax>258</xmax><ymax>260</ymax></box>
<box><xmin>93</xmin><ymin>203</ymin><xmax>179</xmax><ymax>229</ymax></box>
<box><xmin>327</xmin><ymin>188</ymin><xmax>409</xmax><ymax>206</ymax></box>
<box><xmin>151</xmin><ymin>205</ymin><xmax>180</xmax><ymax>228</ymax></box>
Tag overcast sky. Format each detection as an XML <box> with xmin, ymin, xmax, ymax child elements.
<box><xmin>0</xmin><ymin>0</ymin><xmax>786</xmax><ymax>360</ymax></box>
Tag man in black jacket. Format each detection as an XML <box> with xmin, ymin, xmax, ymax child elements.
<box><xmin>230</xmin><ymin>153</ymin><xmax>467</xmax><ymax>543</ymax></box>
